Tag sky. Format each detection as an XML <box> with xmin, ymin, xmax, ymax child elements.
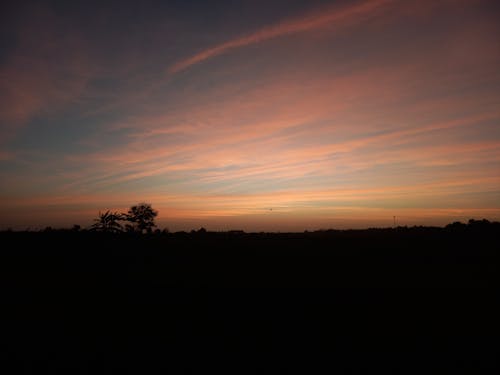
<box><xmin>1</xmin><ymin>0</ymin><xmax>499</xmax><ymax>231</ymax></box>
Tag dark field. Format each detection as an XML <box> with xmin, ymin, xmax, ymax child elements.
<box><xmin>1</xmin><ymin>222</ymin><xmax>498</xmax><ymax>373</ymax></box>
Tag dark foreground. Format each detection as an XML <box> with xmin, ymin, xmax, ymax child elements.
<box><xmin>1</xmin><ymin>222</ymin><xmax>498</xmax><ymax>373</ymax></box>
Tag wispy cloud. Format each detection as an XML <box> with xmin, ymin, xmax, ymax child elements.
<box><xmin>3</xmin><ymin>173</ymin><xmax>499</xmax><ymax>230</ymax></box>
<box><xmin>0</xmin><ymin>7</ymin><xmax>96</xmax><ymax>143</ymax></box>
<box><xmin>169</xmin><ymin>0</ymin><xmax>394</xmax><ymax>73</ymax></box>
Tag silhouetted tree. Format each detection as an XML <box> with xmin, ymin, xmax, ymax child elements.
<box><xmin>125</xmin><ymin>203</ymin><xmax>158</xmax><ymax>233</ymax></box>
<box><xmin>468</xmin><ymin>218</ymin><xmax>490</xmax><ymax>227</ymax></box>
<box><xmin>90</xmin><ymin>211</ymin><xmax>124</xmax><ymax>233</ymax></box>
<box><xmin>445</xmin><ymin>221</ymin><xmax>466</xmax><ymax>231</ymax></box>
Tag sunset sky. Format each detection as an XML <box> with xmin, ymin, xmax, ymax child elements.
<box><xmin>1</xmin><ymin>0</ymin><xmax>499</xmax><ymax>231</ymax></box>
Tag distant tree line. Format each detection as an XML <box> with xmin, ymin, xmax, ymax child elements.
<box><xmin>2</xmin><ymin>215</ymin><xmax>498</xmax><ymax>235</ymax></box>
<box><xmin>90</xmin><ymin>203</ymin><xmax>158</xmax><ymax>234</ymax></box>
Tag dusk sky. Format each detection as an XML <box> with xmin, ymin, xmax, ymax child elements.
<box><xmin>1</xmin><ymin>0</ymin><xmax>499</xmax><ymax>231</ymax></box>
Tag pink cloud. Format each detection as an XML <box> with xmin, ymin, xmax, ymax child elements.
<box><xmin>0</xmin><ymin>8</ymin><xmax>96</xmax><ymax>143</ymax></box>
<box><xmin>168</xmin><ymin>0</ymin><xmax>394</xmax><ymax>73</ymax></box>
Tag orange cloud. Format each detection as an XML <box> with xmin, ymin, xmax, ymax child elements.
<box><xmin>64</xmin><ymin>105</ymin><xmax>498</xmax><ymax>193</ymax></box>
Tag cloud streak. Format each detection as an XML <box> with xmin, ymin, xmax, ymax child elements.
<box><xmin>168</xmin><ymin>0</ymin><xmax>394</xmax><ymax>73</ymax></box>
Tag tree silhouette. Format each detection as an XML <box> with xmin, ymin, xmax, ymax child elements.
<box><xmin>90</xmin><ymin>211</ymin><xmax>124</xmax><ymax>233</ymax></box>
<box><xmin>125</xmin><ymin>203</ymin><xmax>158</xmax><ymax>233</ymax></box>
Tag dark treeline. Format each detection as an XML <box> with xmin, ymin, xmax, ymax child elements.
<box><xmin>1</xmin><ymin>218</ymin><xmax>498</xmax><ymax>288</ymax></box>
<box><xmin>1</xmin><ymin>219</ymin><xmax>497</xmax><ymax>373</ymax></box>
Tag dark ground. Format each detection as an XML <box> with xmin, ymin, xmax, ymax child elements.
<box><xmin>0</xmin><ymin>221</ymin><xmax>498</xmax><ymax>373</ymax></box>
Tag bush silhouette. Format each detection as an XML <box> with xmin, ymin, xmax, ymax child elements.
<box><xmin>90</xmin><ymin>211</ymin><xmax>124</xmax><ymax>233</ymax></box>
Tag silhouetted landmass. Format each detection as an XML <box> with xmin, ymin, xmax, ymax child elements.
<box><xmin>0</xmin><ymin>220</ymin><xmax>497</xmax><ymax>373</ymax></box>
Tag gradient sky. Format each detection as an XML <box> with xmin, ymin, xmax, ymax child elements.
<box><xmin>1</xmin><ymin>0</ymin><xmax>499</xmax><ymax>231</ymax></box>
